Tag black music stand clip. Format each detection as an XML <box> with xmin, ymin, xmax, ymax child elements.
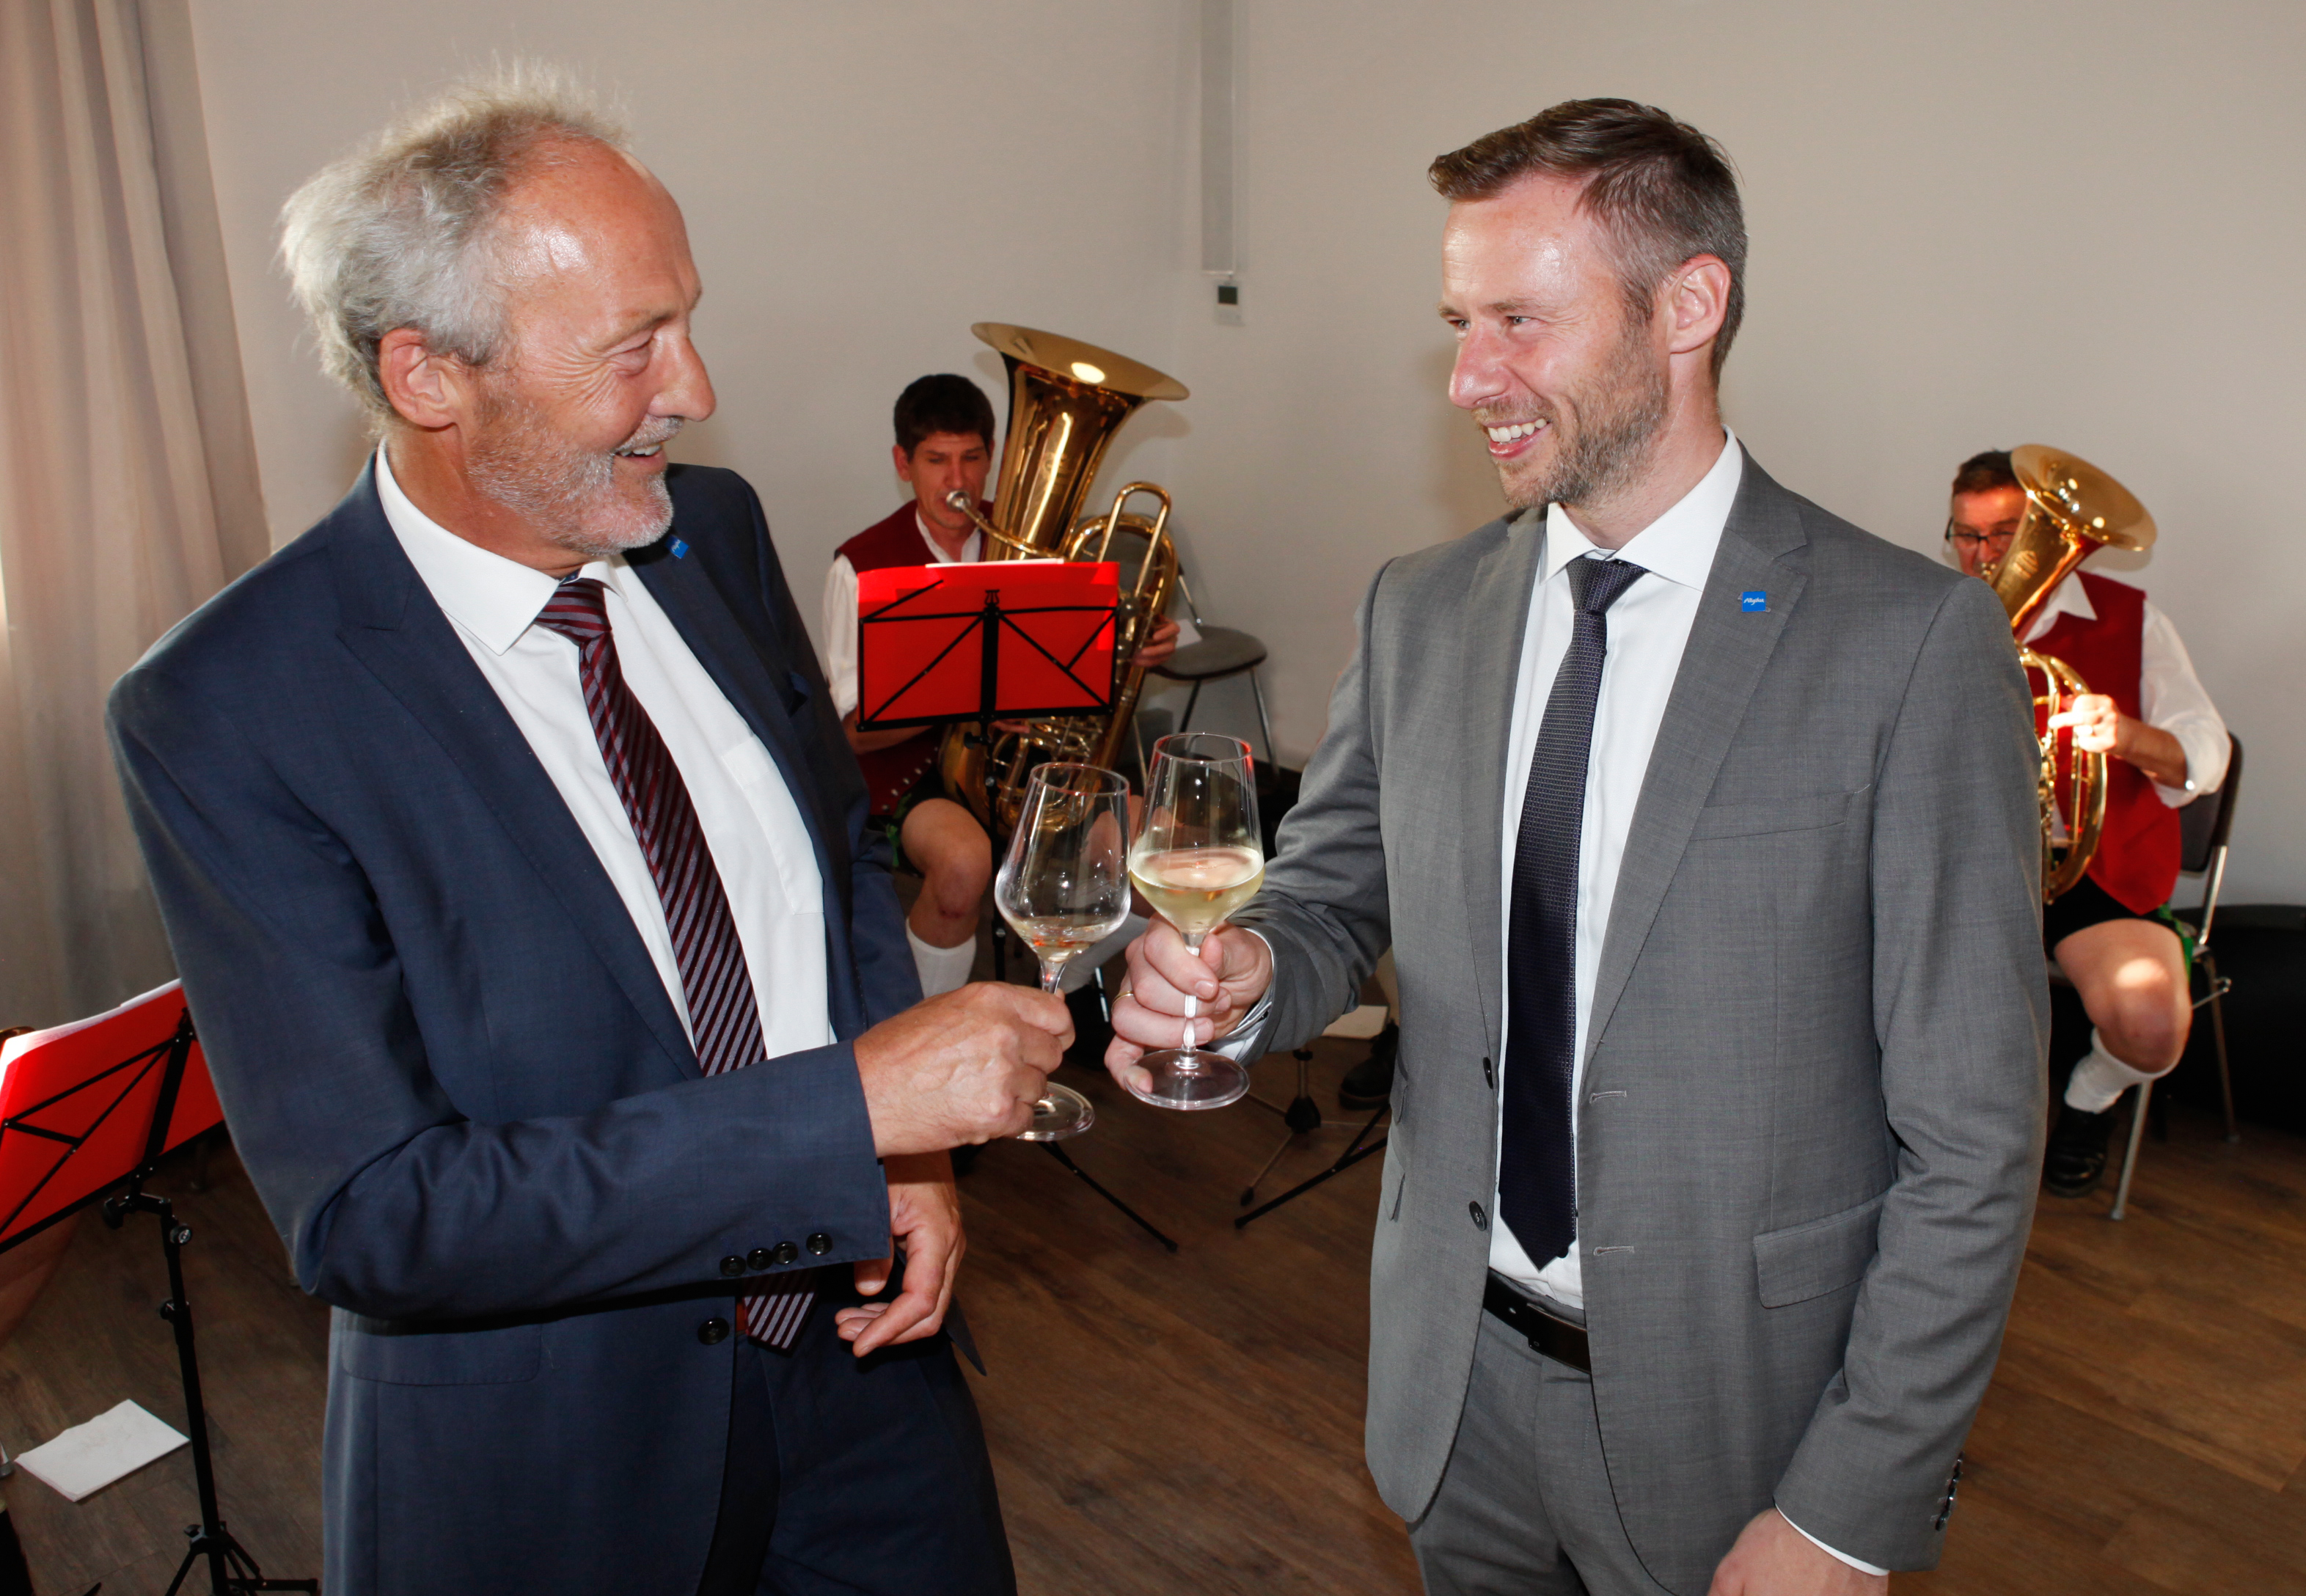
<box><xmin>1</xmin><ymin>1011</ymin><xmax>314</xmax><ymax>1595</ymax></box>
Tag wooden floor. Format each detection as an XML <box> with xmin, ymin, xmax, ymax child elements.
<box><xmin>4</xmin><ymin>1047</ymin><xmax>2300</xmax><ymax>1595</ymax></box>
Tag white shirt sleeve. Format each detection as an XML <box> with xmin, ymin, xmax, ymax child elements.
<box><xmin>2137</xmin><ymin>601</ymin><xmax>2228</xmax><ymax>808</ymax></box>
<box><xmin>820</xmin><ymin>554</ymin><xmax>860</xmax><ymax>721</ymax></box>
<box><xmin>1784</xmin><ymin>1511</ymin><xmax>1889</xmax><ymax>1577</ymax></box>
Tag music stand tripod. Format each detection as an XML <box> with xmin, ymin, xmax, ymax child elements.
<box><xmin>1234</xmin><ymin>1009</ymin><xmax>1392</xmax><ymax>1231</ymax></box>
<box><xmin>0</xmin><ymin>1007</ymin><xmax>315</xmax><ymax>1595</ymax></box>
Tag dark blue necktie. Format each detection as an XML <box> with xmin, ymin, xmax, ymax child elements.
<box><xmin>1498</xmin><ymin>553</ymin><xmax>1648</xmax><ymax>1267</ymax></box>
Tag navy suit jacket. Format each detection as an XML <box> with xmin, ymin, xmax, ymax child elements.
<box><xmin>109</xmin><ymin>463</ymin><xmax>921</xmax><ymax>1594</ymax></box>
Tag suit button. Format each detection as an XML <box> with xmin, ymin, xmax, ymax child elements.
<box><xmin>718</xmin><ymin>1254</ymin><xmax>745</xmax><ymax>1278</ymax></box>
<box><xmin>698</xmin><ymin>1317</ymin><xmax>731</xmax><ymax>1345</ymax></box>
<box><xmin>1468</xmin><ymin>1201</ymin><xmax>1488</xmax><ymax>1230</ymax></box>
<box><xmin>806</xmin><ymin>1232</ymin><xmax>832</xmax><ymax>1256</ymax></box>
<box><xmin>1482</xmin><ymin>1057</ymin><xmax>1494</xmax><ymax>1088</ymax></box>
<box><xmin>772</xmin><ymin>1240</ymin><xmax>799</xmax><ymax>1266</ymax></box>
<box><xmin>747</xmin><ymin>1248</ymin><xmax>772</xmax><ymax>1272</ymax></box>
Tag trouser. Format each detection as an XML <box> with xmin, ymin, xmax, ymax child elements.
<box><xmin>1409</xmin><ymin>1310</ymin><xmax>1673</xmax><ymax>1596</ymax></box>
<box><xmin>698</xmin><ymin>1270</ymin><xmax>1014</xmax><ymax>1596</ymax></box>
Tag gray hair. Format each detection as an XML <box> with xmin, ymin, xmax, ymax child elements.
<box><xmin>278</xmin><ymin>64</ymin><xmax>626</xmax><ymax>421</ymax></box>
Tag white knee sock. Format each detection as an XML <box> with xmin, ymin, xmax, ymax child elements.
<box><xmin>2064</xmin><ymin>1032</ymin><xmax>2168</xmax><ymax>1113</ymax></box>
<box><xmin>908</xmin><ymin>923</ymin><xmax>977</xmax><ymax>999</ymax></box>
<box><xmin>1058</xmin><ymin>914</ymin><xmax>1147</xmax><ymax>994</ymax></box>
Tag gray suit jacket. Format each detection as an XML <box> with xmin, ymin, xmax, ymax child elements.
<box><xmin>1232</xmin><ymin>451</ymin><xmax>2045</xmax><ymax>1589</ymax></box>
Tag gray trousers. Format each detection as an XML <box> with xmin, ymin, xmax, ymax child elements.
<box><xmin>1408</xmin><ymin>1310</ymin><xmax>1676</xmax><ymax>1596</ymax></box>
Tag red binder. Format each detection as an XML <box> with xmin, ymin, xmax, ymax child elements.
<box><xmin>855</xmin><ymin>560</ymin><xmax>1119</xmax><ymax>731</ymax></box>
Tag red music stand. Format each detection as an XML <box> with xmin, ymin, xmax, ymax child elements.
<box><xmin>0</xmin><ymin>981</ymin><xmax>313</xmax><ymax>1594</ymax></box>
<box><xmin>854</xmin><ymin>560</ymin><xmax>1120</xmax><ymax>731</ymax></box>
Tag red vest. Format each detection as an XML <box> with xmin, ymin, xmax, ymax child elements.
<box><xmin>2030</xmin><ymin>571</ymin><xmax>2180</xmax><ymax>914</ymax></box>
<box><xmin>837</xmin><ymin>503</ymin><xmax>980</xmax><ymax>816</ymax></box>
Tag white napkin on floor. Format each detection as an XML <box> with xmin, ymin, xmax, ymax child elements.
<box><xmin>14</xmin><ymin>1400</ymin><xmax>186</xmax><ymax>1501</ymax></box>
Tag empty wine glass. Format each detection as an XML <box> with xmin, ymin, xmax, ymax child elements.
<box><xmin>1125</xmin><ymin>733</ymin><xmax>1263</xmax><ymax>1110</ymax></box>
<box><xmin>994</xmin><ymin>763</ymin><xmax>1133</xmax><ymax>1140</ymax></box>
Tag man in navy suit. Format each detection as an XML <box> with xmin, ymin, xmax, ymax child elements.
<box><xmin>107</xmin><ymin>74</ymin><xmax>1064</xmax><ymax>1595</ymax></box>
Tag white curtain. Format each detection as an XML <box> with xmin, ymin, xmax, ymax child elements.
<box><xmin>0</xmin><ymin>0</ymin><xmax>266</xmax><ymax>1028</ymax></box>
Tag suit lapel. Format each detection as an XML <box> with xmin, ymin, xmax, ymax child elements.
<box><xmin>1584</xmin><ymin>454</ymin><xmax>1811</xmax><ymax>1065</ymax></box>
<box><xmin>1457</xmin><ymin>512</ymin><xmax>1542</xmax><ymax>1055</ymax></box>
<box><xmin>630</xmin><ymin>543</ymin><xmax>852</xmax><ymax>922</ymax></box>
<box><xmin>325</xmin><ymin>472</ymin><xmax>701</xmax><ymax>1080</ymax></box>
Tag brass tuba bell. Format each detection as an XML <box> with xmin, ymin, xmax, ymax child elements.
<box><xmin>937</xmin><ymin>324</ymin><xmax>1187</xmax><ymax>834</ymax></box>
<box><xmin>1983</xmin><ymin>444</ymin><xmax>2157</xmax><ymax>902</ymax></box>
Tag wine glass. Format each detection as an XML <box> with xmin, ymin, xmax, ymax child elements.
<box><xmin>1125</xmin><ymin>733</ymin><xmax>1263</xmax><ymax>1110</ymax></box>
<box><xmin>994</xmin><ymin>763</ymin><xmax>1134</xmax><ymax>1141</ymax></box>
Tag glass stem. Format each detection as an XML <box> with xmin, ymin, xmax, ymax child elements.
<box><xmin>1179</xmin><ymin>931</ymin><xmax>1206</xmax><ymax>1057</ymax></box>
<box><xmin>1040</xmin><ymin>961</ymin><xmax>1063</xmax><ymax>995</ymax></box>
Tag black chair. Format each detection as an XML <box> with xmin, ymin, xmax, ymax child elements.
<box><xmin>1146</xmin><ymin>570</ymin><xmax>1276</xmax><ymax>766</ymax></box>
<box><xmin>2109</xmin><ymin>733</ymin><xmax>2242</xmax><ymax>1221</ymax></box>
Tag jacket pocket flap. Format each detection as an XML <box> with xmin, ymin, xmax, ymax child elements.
<box><xmin>1752</xmin><ymin>1190</ymin><xmax>1885</xmax><ymax>1308</ymax></box>
<box><xmin>339</xmin><ymin>1317</ymin><xmax>543</xmax><ymax>1386</ymax></box>
<box><xmin>1690</xmin><ymin>786</ymin><xmax>1866</xmax><ymax>841</ymax></box>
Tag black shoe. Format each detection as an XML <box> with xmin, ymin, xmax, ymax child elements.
<box><xmin>1339</xmin><ymin>1023</ymin><xmax>1399</xmax><ymax>1111</ymax></box>
<box><xmin>1062</xmin><ymin>981</ymin><xmax>1113</xmax><ymax>1072</ymax></box>
<box><xmin>2043</xmin><ymin>1101</ymin><xmax>2119</xmax><ymax>1198</ymax></box>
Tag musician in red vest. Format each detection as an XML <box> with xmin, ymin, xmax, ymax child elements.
<box><xmin>821</xmin><ymin>375</ymin><xmax>1176</xmax><ymax>1000</ymax></box>
<box><xmin>1947</xmin><ymin>450</ymin><xmax>2229</xmax><ymax>1196</ymax></box>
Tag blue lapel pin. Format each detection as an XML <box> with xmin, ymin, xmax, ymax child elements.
<box><xmin>1741</xmin><ymin>590</ymin><xmax>1767</xmax><ymax>612</ymax></box>
<box><xmin>670</xmin><ymin>537</ymin><xmax>689</xmax><ymax>560</ymax></box>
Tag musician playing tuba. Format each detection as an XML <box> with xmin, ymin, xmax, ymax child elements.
<box><xmin>819</xmin><ymin>375</ymin><xmax>1176</xmax><ymax>1006</ymax></box>
<box><xmin>1947</xmin><ymin>450</ymin><xmax>2229</xmax><ymax>1198</ymax></box>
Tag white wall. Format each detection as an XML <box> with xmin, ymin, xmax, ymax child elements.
<box><xmin>1164</xmin><ymin>0</ymin><xmax>2306</xmax><ymax>903</ymax></box>
<box><xmin>188</xmin><ymin>0</ymin><xmax>1193</xmax><ymax>601</ymax></box>
<box><xmin>188</xmin><ymin>0</ymin><xmax>2305</xmax><ymax>901</ymax></box>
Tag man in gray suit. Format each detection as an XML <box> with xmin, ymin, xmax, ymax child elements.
<box><xmin>1109</xmin><ymin>100</ymin><xmax>2045</xmax><ymax>1594</ymax></box>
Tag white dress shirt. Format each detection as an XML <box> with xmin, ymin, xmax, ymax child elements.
<box><xmin>376</xmin><ymin>446</ymin><xmax>834</xmax><ymax>1063</ymax></box>
<box><xmin>1490</xmin><ymin>431</ymin><xmax>1743</xmax><ymax>1310</ymax></box>
<box><xmin>2021</xmin><ymin>574</ymin><xmax>2229</xmax><ymax>819</ymax></box>
<box><xmin>819</xmin><ymin>513</ymin><xmax>981</xmax><ymax>720</ymax></box>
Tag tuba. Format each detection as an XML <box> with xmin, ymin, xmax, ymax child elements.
<box><xmin>1981</xmin><ymin>444</ymin><xmax>2157</xmax><ymax>901</ymax></box>
<box><xmin>937</xmin><ymin>323</ymin><xmax>1189</xmax><ymax>834</ymax></box>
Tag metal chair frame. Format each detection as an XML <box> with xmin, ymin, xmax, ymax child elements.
<box><xmin>2109</xmin><ymin>733</ymin><xmax>2243</xmax><ymax>1221</ymax></box>
<box><xmin>1145</xmin><ymin>568</ymin><xmax>1277</xmax><ymax>769</ymax></box>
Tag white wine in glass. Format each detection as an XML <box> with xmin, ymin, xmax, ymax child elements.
<box><xmin>995</xmin><ymin>763</ymin><xmax>1133</xmax><ymax>1141</ymax></box>
<box><xmin>1126</xmin><ymin>733</ymin><xmax>1262</xmax><ymax>1110</ymax></box>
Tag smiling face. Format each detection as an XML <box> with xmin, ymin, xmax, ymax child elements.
<box><xmin>1440</xmin><ymin>172</ymin><xmax>1673</xmax><ymax>515</ymax></box>
<box><xmin>458</xmin><ymin>141</ymin><xmax>715</xmax><ymax>561</ymax></box>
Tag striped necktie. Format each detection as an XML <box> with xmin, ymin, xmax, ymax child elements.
<box><xmin>534</xmin><ymin>576</ymin><xmax>815</xmax><ymax>1349</ymax></box>
<box><xmin>1499</xmin><ymin>554</ymin><xmax>1649</xmax><ymax>1269</ymax></box>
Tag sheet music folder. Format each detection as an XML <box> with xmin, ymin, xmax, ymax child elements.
<box><xmin>855</xmin><ymin>560</ymin><xmax>1120</xmax><ymax>731</ymax></box>
<box><xmin>0</xmin><ymin>980</ymin><xmax>223</xmax><ymax>1253</ymax></box>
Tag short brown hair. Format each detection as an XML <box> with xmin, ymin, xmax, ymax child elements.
<box><xmin>1952</xmin><ymin>450</ymin><xmax>2018</xmax><ymax>497</ymax></box>
<box><xmin>894</xmin><ymin>374</ymin><xmax>996</xmax><ymax>458</ymax></box>
<box><xmin>1430</xmin><ymin>99</ymin><xmax>1746</xmax><ymax>380</ymax></box>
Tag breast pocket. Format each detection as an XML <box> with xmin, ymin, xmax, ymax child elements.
<box><xmin>1689</xmin><ymin>784</ymin><xmax>1869</xmax><ymax>841</ymax></box>
<box><xmin>338</xmin><ymin>1317</ymin><xmax>543</xmax><ymax>1386</ymax></box>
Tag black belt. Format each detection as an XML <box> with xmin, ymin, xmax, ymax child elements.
<box><xmin>1482</xmin><ymin>1273</ymin><xmax>1591</xmax><ymax>1373</ymax></box>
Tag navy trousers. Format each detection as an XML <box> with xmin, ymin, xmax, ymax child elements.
<box><xmin>698</xmin><ymin>1270</ymin><xmax>1013</xmax><ymax>1596</ymax></box>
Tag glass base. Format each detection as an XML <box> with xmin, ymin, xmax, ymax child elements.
<box><xmin>1015</xmin><ymin>1082</ymin><xmax>1095</xmax><ymax>1141</ymax></box>
<box><xmin>1127</xmin><ymin>1048</ymin><xmax>1251</xmax><ymax>1111</ymax></box>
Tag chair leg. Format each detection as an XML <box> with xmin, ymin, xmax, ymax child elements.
<box><xmin>1248</xmin><ymin>666</ymin><xmax>1278</xmax><ymax>769</ymax></box>
<box><xmin>2206</xmin><ymin>951</ymin><xmax>2239</xmax><ymax>1143</ymax></box>
<box><xmin>2109</xmin><ymin>1080</ymin><xmax>2152</xmax><ymax>1221</ymax></box>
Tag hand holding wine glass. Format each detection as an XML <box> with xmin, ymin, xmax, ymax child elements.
<box><xmin>1123</xmin><ymin>733</ymin><xmax>1264</xmax><ymax>1110</ymax></box>
<box><xmin>993</xmin><ymin>763</ymin><xmax>1135</xmax><ymax>1140</ymax></box>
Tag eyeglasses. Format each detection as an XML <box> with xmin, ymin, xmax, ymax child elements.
<box><xmin>1944</xmin><ymin>519</ymin><xmax>2020</xmax><ymax>552</ymax></box>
